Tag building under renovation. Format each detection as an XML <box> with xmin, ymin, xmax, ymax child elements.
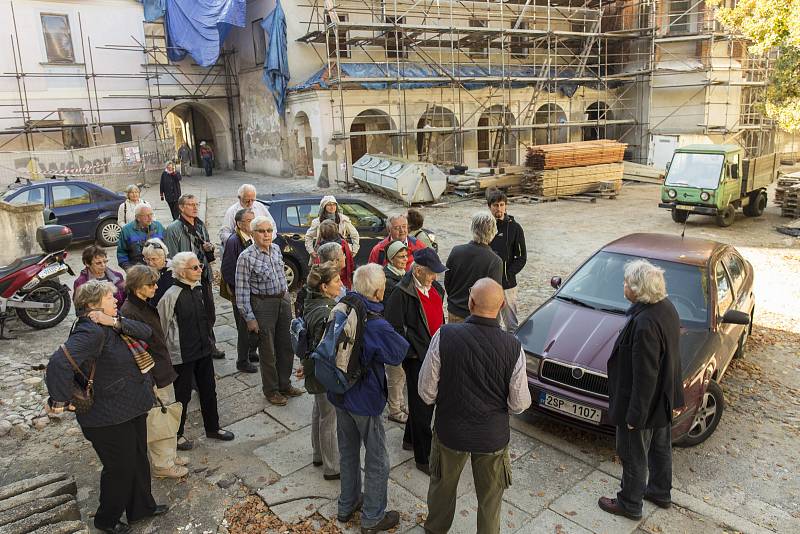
<box><xmin>0</xmin><ymin>0</ymin><xmax>785</xmax><ymax>185</ymax></box>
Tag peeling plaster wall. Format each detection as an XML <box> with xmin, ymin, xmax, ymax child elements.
<box><xmin>239</xmin><ymin>69</ymin><xmax>291</xmax><ymax>176</ymax></box>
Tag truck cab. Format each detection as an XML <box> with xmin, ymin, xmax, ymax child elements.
<box><xmin>659</xmin><ymin>144</ymin><xmax>775</xmax><ymax>227</ymax></box>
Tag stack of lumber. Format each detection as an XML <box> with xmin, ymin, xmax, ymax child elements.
<box><xmin>623</xmin><ymin>161</ymin><xmax>665</xmax><ymax>184</ymax></box>
<box><xmin>0</xmin><ymin>473</ymin><xmax>86</xmax><ymax>533</ymax></box>
<box><xmin>522</xmin><ymin>163</ymin><xmax>624</xmax><ymax>198</ymax></box>
<box><xmin>451</xmin><ymin>166</ymin><xmax>526</xmax><ymax>197</ymax></box>
<box><xmin>780</xmin><ymin>184</ymin><xmax>800</xmax><ymax>218</ymax></box>
<box><xmin>775</xmin><ymin>172</ymin><xmax>800</xmax><ymax>206</ymax></box>
<box><xmin>525</xmin><ymin>140</ymin><xmax>627</xmax><ymax>170</ymax></box>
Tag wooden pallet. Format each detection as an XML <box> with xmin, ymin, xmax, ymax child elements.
<box><xmin>522</xmin><ymin>163</ymin><xmax>624</xmax><ymax>198</ymax></box>
<box><xmin>780</xmin><ymin>183</ymin><xmax>800</xmax><ymax>217</ymax></box>
<box><xmin>775</xmin><ymin>174</ymin><xmax>800</xmax><ymax>206</ymax></box>
<box><xmin>525</xmin><ymin>140</ymin><xmax>627</xmax><ymax>170</ymax></box>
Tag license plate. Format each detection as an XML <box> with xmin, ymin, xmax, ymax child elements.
<box><xmin>675</xmin><ymin>204</ymin><xmax>695</xmax><ymax>211</ymax></box>
<box><xmin>539</xmin><ymin>392</ymin><xmax>601</xmax><ymax>423</ymax></box>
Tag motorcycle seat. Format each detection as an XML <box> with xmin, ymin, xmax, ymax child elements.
<box><xmin>0</xmin><ymin>254</ymin><xmax>44</xmax><ymax>279</ymax></box>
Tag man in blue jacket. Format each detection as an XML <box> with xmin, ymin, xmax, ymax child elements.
<box><xmin>117</xmin><ymin>204</ymin><xmax>165</xmax><ymax>270</ymax></box>
<box><xmin>329</xmin><ymin>263</ymin><xmax>409</xmax><ymax>533</ymax></box>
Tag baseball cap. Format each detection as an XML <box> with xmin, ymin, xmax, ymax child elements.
<box><xmin>413</xmin><ymin>247</ymin><xmax>447</xmax><ymax>273</ymax></box>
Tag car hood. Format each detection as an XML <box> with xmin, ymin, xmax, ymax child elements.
<box><xmin>516</xmin><ymin>298</ymin><xmax>712</xmax><ymax>376</ymax></box>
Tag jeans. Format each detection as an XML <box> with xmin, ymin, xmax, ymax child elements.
<box><xmin>251</xmin><ymin>295</ymin><xmax>293</xmax><ymax>395</ymax></box>
<box><xmin>499</xmin><ymin>286</ymin><xmax>520</xmax><ymax>332</ymax></box>
<box><xmin>336</xmin><ymin>407</ymin><xmax>390</xmax><ymax>528</ymax></box>
<box><xmin>312</xmin><ymin>393</ymin><xmax>340</xmax><ymax>476</ymax></box>
<box><xmin>202</xmin><ymin>156</ymin><xmax>213</xmax><ymax>176</ymax></box>
<box><xmin>615</xmin><ymin>424</ymin><xmax>673</xmax><ymax>515</ymax></box>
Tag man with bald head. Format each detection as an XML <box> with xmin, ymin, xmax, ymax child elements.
<box><xmin>419</xmin><ymin>278</ymin><xmax>531</xmax><ymax>534</ymax></box>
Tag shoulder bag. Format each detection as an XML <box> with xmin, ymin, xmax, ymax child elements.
<box><xmin>61</xmin><ymin>344</ymin><xmax>96</xmax><ymax>415</ymax></box>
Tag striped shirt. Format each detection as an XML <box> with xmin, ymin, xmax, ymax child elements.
<box><xmin>235</xmin><ymin>243</ymin><xmax>287</xmax><ymax>321</ymax></box>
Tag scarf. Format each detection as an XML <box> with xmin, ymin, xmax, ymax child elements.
<box><xmin>120</xmin><ymin>333</ymin><xmax>154</xmax><ymax>374</ymax></box>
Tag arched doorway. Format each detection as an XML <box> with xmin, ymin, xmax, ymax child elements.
<box><xmin>293</xmin><ymin>112</ymin><xmax>314</xmax><ymax>176</ymax></box>
<box><xmin>417</xmin><ymin>106</ymin><xmax>461</xmax><ymax>164</ymax></box>
<box><xmin>349</xmin><ymin>109</ymin><xmax>396</xmax><ymax>163</ymax></box>
<box><xmin>583</xmin><ymin>102</ymin><xmax>613</xmax><ymax>141</ymax></box>
<box><xmin>477</xmin><ymin>105</ymin><xmax>517</xmax><ymax>167</ymax></box>
<box><xmin>533</xmin><ymin>103</ymin><xmax>568</xmax><ymax>145</ymax></box>
<box><xmin>165</xmin><ymin>104</ymin><xmax>216</xmax><ymax>169</ymax></box>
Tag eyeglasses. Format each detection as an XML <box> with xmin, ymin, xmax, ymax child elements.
<box><xmin>253</xmin><ymin>228</ymin><xmax>273</xmax><ymax>234</ymax></box>
<box><xmin>145</xmin><ymin>241</ymin><xmax>163</xmax><ymax>250</ymax></box>
<box><xmin>188</xmin><ymin>264</ymin><xmax>202</xmax><ymax>271</ymax></box>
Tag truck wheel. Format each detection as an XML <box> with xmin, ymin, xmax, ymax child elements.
<box><xmin>743</xmin><ymin>191</ymin><xmax>767</xmax><ymax>217</ymax></box>
<box><xmin>671</xmin><ymin>209</ymin><xmax>689</xmax><ymax>223</ymax></box>
<box><xmin>715</xmin><ymin>205</ymin><xmax>735</xmax><ymax>227</ymax></box>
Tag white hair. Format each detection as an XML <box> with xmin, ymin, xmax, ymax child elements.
<box><xmin>388</xmin><ymin>213</ymin><xmax>407</xmax><ymax>225</ymax></box>
<box><xmin>125</xmin><ymin>184</ymin><xmax>140</xmax><ymax>194</ymax></box>
<box><xmin>142</xmin><ymin>237</ymin><xmax>169</xmax><ymax>259</ymax></box>
<box><xmin>170</xmin><ymin>251</ymin><xmax>198</xmax><ymax>274</ymax></box>
<box><xmin>624</xmin><ymin>259</ymin><xmax>667</xmax><ymax>304</ymax></box>
<box><xmin>471</xmin><ymin>212</ymin><xmax>497</xmax><ymax>245</ymax></box>
<box><xmin>134</xmin><ymin>203</ymin><xmax>153</xmax><ymax>217</ymax></box>
<box><xmin>238</xmin><ymin>183</ymin><xmax>257</xmax><ymax>197</ymax></box>
<box><xmin>352</xmin><ymin>264</ymin><xmax>386</xmax><ymax>299</ymax></box>
<box><xmin>317</xmin><ymin>242</ymin><xmax>343</xmax><ymax>262</ymax></box>
<box><xmin>250</xmin><ymin>215</ymin><xmax>274</xmax><ymax>232</ymax></box>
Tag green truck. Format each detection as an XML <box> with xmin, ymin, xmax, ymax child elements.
<box><xmin>658</xmin><ymin>144</ymin><xmax>777</xmax><ymax>227</ymax></box>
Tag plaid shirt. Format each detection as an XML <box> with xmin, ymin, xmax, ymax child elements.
<box><xmin>235</xmin><ymin>243</ymin><xmax>287</xmax><ymax>321</ymax></box>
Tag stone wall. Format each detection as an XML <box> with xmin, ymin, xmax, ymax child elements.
<box><xmin>0</xmin><ymin>201</ymin><xmax>45</xmax><ymax>266</ymax></box>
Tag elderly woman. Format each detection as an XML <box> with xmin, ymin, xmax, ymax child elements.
<box><xmin>45</xmin><ymin>280</ymin><xmax>168</xmax><ymax>533</ymax></box>
<box><xmin>142</xmin><ymin>238</ymin><xmax>173</xmax><ymax>304</ymax></box>
<box><xmin>157</xmin><ymin>252</ymin><xmax>234</xmax><ymax>451</ymax></box>
<box><xmin>599</xmin><ymin>259</ymin><xmax>685</xmax><ymax>520</ymax></box>
<box><xmin>316</xmin><ymin>219</ymin><xmax>355</xmax><ymax>289</ymax></box>
<box><xmin>73</xmin><ymin>245</ymin><xmax>126</xmax><ymax>307</ymax></box>
<box><xmin>117</xmin><ymin>184</ymin><xmax>151</xmax><ymax>226</ymax></box>
<box><xmin>298</xmin><ymin>262</ymin><xmax>342</xmax><ymax>480</ymax></box>
<box><xmin>120</xmin><ymin>265</ymin><xmax>188</xmax><ymax>479</ymax></box>
<box><xmin>382</xmin><ymin>240</ymin><xmax>408</xmax><ymax>303</ymax></box>
<box><xmin>304</xmin><ymin>195</ymin><xmax>360</xmax><ymax>259</ymax></box>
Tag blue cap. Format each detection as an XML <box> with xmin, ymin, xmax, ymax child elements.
<box><xmin>413</xmin><ymin>247</ymin><xmax>447</xmax><ymax>273</ymax></box>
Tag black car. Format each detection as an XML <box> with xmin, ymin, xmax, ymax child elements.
<box><xmin>256</xmin><ymin>193</ymin><xmax>388</xmax><ymax>289</ymax></box>
<box><xmin>3</xmin><ymin>177</ymin><xmax>124</xmax><ymax>246</ymax></box>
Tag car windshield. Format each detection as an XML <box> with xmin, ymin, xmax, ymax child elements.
<box><xmin>557</xmin><ymin>251</ymin><xmax>709</xmax><ymax>327</ymax></box>
<box><xmin>664</xmin><ymin>152</ymin><xmax>724</xmax><ymax>189</ymax></box>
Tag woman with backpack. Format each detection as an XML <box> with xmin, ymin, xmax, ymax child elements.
<box><xmin>298</xmin><ymin>261</ymin><xmax>342</xmax><ymax>480</ymax></box>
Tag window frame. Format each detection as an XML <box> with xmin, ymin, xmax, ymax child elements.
<box><xmin>339</xmin><ymin>201</ymin><xmax>385</xmax><ymax>230</ymax></box>
<box><xmin>6</xmin><ymin>187</ymin><xmax>46</xmax><ymax>206</ymax></box>
<box><xmin>714</xmin><ymin>260</ymin><xmax>734</xmax><ymax>318</ymax></box>
<box><xmin>284</xmin><ymin>202</ymin><xmax>316</xmax><ymax>229</ymax></box>
<box><xmin>51</xmin><ymin>183</ymin><xmax>92</xmax><ymax>209</ymax></box>
<box><xmin>722</xmin><ymin>253</ymin><xmax>746</xmax><ymax>296</ymax></box>
<box><xmin>40</xmin><ymin>13</ymin><xmax>76</xmax><ymax>64</ymax></box>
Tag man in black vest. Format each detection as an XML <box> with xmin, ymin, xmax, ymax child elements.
<box><xmin>599</xmin><ymin>259</ymin><xmax>685</xmax><ymax>520</ymax></box>
<box><xmin>418</xmin><ymin>278</ymin><xmax>531</xmax><ymax>533</ymax></box>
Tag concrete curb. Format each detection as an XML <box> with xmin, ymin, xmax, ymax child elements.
<box><xmin>670</xmin><ymin>489</ymin><xmax>778</xmax><ymax>534</ymax></box>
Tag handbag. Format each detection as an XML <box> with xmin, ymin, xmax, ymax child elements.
<box><xmin>146</xmin><ymin>395</ymin><xmax>182</xmax><ymax>443</ymax></box>
<box><xmin>61</xmin><ymin>344</ymin><xmax>95</xmax><ymax>415</ymax></box>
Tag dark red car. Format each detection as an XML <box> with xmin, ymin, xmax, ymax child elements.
<box><xmin>517</xmin><ymin>233</ymin><xmax>753</xmax><ymax>446</ymax></box>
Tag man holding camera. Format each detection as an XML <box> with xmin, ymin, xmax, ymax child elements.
<box><xmin>164</xmin><ymin>194</ymin><xmax>226</xmax><ymax>359</ymax></box>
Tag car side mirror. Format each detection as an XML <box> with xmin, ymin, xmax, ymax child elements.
<box><xmin>721</xmin><ymin>309</ymin><xmax>749</xmax><ymax>325</ymax></box>
<box><xmin>550</xmin><ymin>276</ymin><xmax>562</xmax><ymax>289</ymax></box>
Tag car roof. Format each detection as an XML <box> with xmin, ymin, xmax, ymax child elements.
<box><xmin>256</xmin><ymin>193</ymin><xmax>362</xmax><ymax>204</ymax></box>
<box><xmin>602</xmin><ymin>233</ymin><xmax>724</xmax><ymax>267</ymax></box>
<box><xmin>7</xmin><ymin>178</ymin><xmax>101</xmax><ymax>189</ymax></box>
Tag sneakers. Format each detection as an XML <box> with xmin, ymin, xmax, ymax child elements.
<box><xmin>176</xmin><ymin>436</ymin><xmax>193</xmax><ymax>451</ymax></box>
<box><xmin>152</xmin><ymin>464</ymin><xmax>189</xmax><ymax>479</ymax></box>
<box><xmin>280</xmin><ymin>386</ymin><xmax>305</xmax><ymax>397</ymax></box>
<box><xmin>173</xmin><ymin>455</ymin><xmax>190</xmax><ymax>466</ymax></box>
<box><xmin>361</xmin><ymin>511</ymin><xmax>400</xmax><ymax>533</ymax></box>
<box><xmin>266</xmin><ymin>392</ymin><xmax>287</xmax><ymax>406</ymax></box>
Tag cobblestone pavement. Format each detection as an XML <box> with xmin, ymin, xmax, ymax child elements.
<box><xmin>0</xmin><ymin>171</ymin><xmax>797</xmax><ymax>534</ymax></box>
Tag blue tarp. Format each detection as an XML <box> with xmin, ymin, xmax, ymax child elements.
<box><xmin>261</xmin><ymin>1</ymin><xmax>290</xmax><ymax>117</ymax></box>
<box><xmin>164</xmin><ymin>0</ymin><xmax>246</xmax><ymax>67</ymax></box>
<box><xmin>289</xmin><ymin>62</ymin><xmax>590</xmax><ymax>97</ymax></box>
<box><xmin>140</xmin><ymin>0</ymin><xmax>166</xmax><ymax>22</ymax></box>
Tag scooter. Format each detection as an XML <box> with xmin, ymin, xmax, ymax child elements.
<box><xmin>0</xmin><ymin>225</ymin><xmax>74</xmax><ymax>339</ymax></box>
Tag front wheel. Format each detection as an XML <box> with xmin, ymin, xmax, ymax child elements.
<box><xmin>676</xmin><ymin>380</ymin><xmax>724</xmax><ymax>447</ymax></box>
<box><xmin>715</xmin><ymin>205</ymin><xmax>735</xmax><ymax>227</ymax></box>
<box><xmin>283</xmin><ymin>257</ymin><xmax>301</xmax><ymax>291</ymax></box>
<box><xmin>671</xmin><ymin>209</ymin><xmax>689</xmax><ymax>223</ymax></box>
<box><xmin>96</xmin><ymin>219</ymin><xmax>121</xmax><ymax>247</ymax></box>
<box><xmin>16</xmin><ymin>280</ymin><xmax>71</xmax><ymax>329</ymax></box>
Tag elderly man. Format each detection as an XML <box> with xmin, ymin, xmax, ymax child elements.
<box><xmin>420</xmin><ymin>278</ymin><xmax>531</xmax><ymax>534</ymax></box>
<box><xmin>164</xmin><ymin>194</ymin><xmax>225</xmax><ymax>360</ymax></box>
<box><xmin>385</xmin><ymin>248</ymin><xmax>446</xmax><ymax>475</ymax></box>
<box><xmin>219</xmin><ymin>184</ymin><xmax>275</xmax><ymax>244</ymax></box>
<box><xmin>221</xmin><ymin>208</ymin><xmax>259</xmax><ymax>373</ymax></box>
<box><xmin>487</xmin><ymin>189</ymin><xmax>527</xmax><ymax>331</ymax></box>
<box><xmin>235</xmin><ymin>215</ymin><xmax>304</xmax><ymax>406</ymax></box>
<box><xmin>599</xmin><ymin>259</ymin><xmax>684</xmax><ymax>520</ymax></box>
<box><xmin>444</xmin><ymin>212</ymin><xmax>503</xmax><ymax>323</ymax></box>
<box><xmin>330</xmin><ymin>264</ymin><xmax>409</xmax><ymax>533</ymax></box>
<box><xmin>117</xmin><ymin>204</ymin><xmax>165</xmax><ymax>270</ymax></box>
<box><xmin>368</xmin><ymin>214</ymin><xmax>426</xmax><ymax>270</ymax></box>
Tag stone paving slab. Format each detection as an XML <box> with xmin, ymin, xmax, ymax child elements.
<box><xmin>262</xmin><ymin>392</ymin><xmax>313</xmax><ymax>431</ymax></box>
<box><xmin>214</xmin><ymin>412</ymin><xmax>287</xmax><ymax>448</ymax></box>
<box><xmin>445</xmin><ymin>492</ymin><xmax>532</xmax><ymax>533</ymax></box>
<box><xmin>517</xmin><ymin>509</ymin><xmax>594</xmax><ymax>534</ymax></box>
<box><xmin>254</xmin><ymin>425</ymin><xmax>314</xmax><ymax>476</ymax></box>
<box><xmin>272</xmin><ymin>497</ymin><xmax>332</xmax><ymax>524</ymax></box>
<box><xmin>510</xmin><ymin>413</ymin><xmax>611</xmax><ymax>468</ymax></box>
<box><xmin>216</xmin><ymin>387</ymin><xmax>269</xmax><ymax>429</ymax></box>
<box><xmin>215</xmin><ymin>374</ymin><xmax>250</xmax><ymax>401</ymax></box>
<box><xmin>212</xmin><ymin>355</ymin><xmax>241</xmax><ymax>379</ymax></box>
<box><xmin>213</xmin><ymin>324</ymin><xmax>238</xmax><ymax>343</ymax></box>
<box><xmin>549</xmin><ymin>469</ymin><xmax>654</xmax><ymax>534</ymax></box>
<box><xmin>642</xmin><ymin>505</ymin><xmax>729</xmax><ymax>534</ymax></box>
<box><xmin>390</xmin><ymin>456</ymin><xmax>475</xmax><ymax>503</ymax></box>
<box><xmin>236</xmin><ymin>370</ymin><xmax>263</xmax><ymax>388</ymax></box>
<box><xmin>258</xmin><ymin>464</ymin><xmax>341</xmax><ymax>505</ymax></box>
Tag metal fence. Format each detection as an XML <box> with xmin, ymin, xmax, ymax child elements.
<box><xmin>0</xmin><ymin>138</ymin><xmax>176</xmax><ymax>192</ymax></box>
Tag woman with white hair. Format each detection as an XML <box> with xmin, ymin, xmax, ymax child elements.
<box><xmin>157</xmin><ymin>251</ymin><xmax>235</xmax><ymax>451</ymax></box>
<box><xmin>143</xmin><ymin>238</ymin><xmax>173</xmax><ymax>304</ymax></box>
<box><xmin>599</xmin><ymin>259</ymin><xmax>685</xmax><ymax>520</ymax></box>
<box><xmin>304</xmin><ymin>195</ymin><xmax>360</xmax><ymax>260</ymax></box>
<box><xmin>443</xmin><ymin>212</ymin><xmax>503</xmax><ymax>323</ymax></box>
<box><xmin>118</xmin><ymin>184</ymin><xmax>151</xmax><ymax>226</ymax></box>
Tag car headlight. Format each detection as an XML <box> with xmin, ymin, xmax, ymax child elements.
<box><xmin>667</xmin><ymin>189</ymin><xmax>677</xmax><ymax>199</ymax></box>
<box><xmin>525</xmin><ymin>353</ymin><xmax>542</xmax><ymax>375</ymax></box>
<box><xmin>700</xmin><ymin>191</ymin><xmax>710</xmax><ymax>201</ymax></box>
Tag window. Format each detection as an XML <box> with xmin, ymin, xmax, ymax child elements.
<box><xmin>385</xmin><ymin>16</ymin><xmax>407</xmax><ymax>59</ymax></box>
<box><xmin>58</xmin><ymin>109</ymin><xmax>89</xmax><ymax>149</ymax></box>
<box><xmin>144</xmin><ymin>22</ymin><xmax>168</xmax><ymax>64</ymax></box>
<box><xmin>285</xmin><ymin>204</ymin><xmax>316</xmax><ymax>227</ymax></box>
<box><xmin>326</xmin><ymin>14</ymin><xmax>350</xmax><ymax>58</ymax></box>
<box><xmin>668</xmin><ymin>0</ymin><xmax>696</xmax><ymax>35</ymax></box>
<box><xmin>51</xmin><ymin>184</ymin><xmax>91</xmax><ymax>208</ymax></box>
<box><xmin>723</xmin><ymin>254</ymin><xmax>746</xmax><ymax>295</ymax></box>
<box><xmin>6</xmin><ymin>187</ymin><xmax>45</xmax><ymax>206</ymax></box>
<box><xmin>510</xmin><ymin>21</ymin><xmax>528</xmax><ymax>59</ymax></box>
<box><xmin>715</xmin><ymin>262</ymin><xmax>733</xmax><ymax>316</ymax></box>
<box><xmin>339</xmin><ymin>202</ymin><xmax>384</xmax><ymax>229</ymax></box>
<box><xmin>469</xmin><ymin>19</ymin><xmax>487</xmax><ymax>59</ymax></box>
<box><xmin>252</xmin><ymin>19</ymin><xmax>267</xmax><ymax>65</ymax></box>
<box><xmin>41</xmin><ymin>14</ymin><xmax>75</xmax><ymax>63</ymax></box>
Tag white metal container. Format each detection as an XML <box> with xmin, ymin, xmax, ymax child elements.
<box><xmin>352</xmin><ymin>154</ymin><xmax>447</xmax><ymax>205</ymax></box>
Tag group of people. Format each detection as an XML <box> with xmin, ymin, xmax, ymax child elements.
<box><xmin>47</xmin><ymin>178</ymin><xmax>685</xmax><ymax>534</ymax></box>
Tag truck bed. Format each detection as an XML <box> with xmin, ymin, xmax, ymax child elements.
<box><xmin>743</xmin><ymin>153</ymin><xmax>777</xmax><ymax>194</ymax></box>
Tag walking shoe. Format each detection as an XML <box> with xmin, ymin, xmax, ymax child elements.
<box><xmin>95</xmin><ymin>521</ymin><xmax>132</xmax><ymax>533</ymax></box>
<box><xmin>337</xmin><ymin>495</ymin><xmax>363</xmax><ymax>522</ymax></box>
<box><xmin>280</xmin><ymin>386</ymin><xmax>305</xmax><ymax>397</ymax></box>
<box><xmin>313</xmin><ymin>460</ymin><xmax>323</xmax><ymax>467</ymax></box>
<box><xmin>152</xmin><ymin>465</ymin><xmax>189</xmax><ymax>479</ymax></box>
<box><xmin>402</xmin><ymin>441</ymin><xmax>413</xmax><ymax>451</ymax></box>
<box><xmin>236</xmin><ymin>361</ymin><xmax>258</xmax><ymax>373</ymax></box>
<box><xmin>206</xmin><ymin>429</ymin><xmax>235</xmax><ymax>441</ymax></box>
<box><xmin>173</xmin><ymin>455</ymin><xmax>190</xmax><ymax>466</ymax></box>
<box><xmin>323</xmin><ymin>472</ymin><xmax>341</xmax><ymax>481</ymax></box>
<box><xmin>361</xmin><ymin>510</ymin><xmax>400</xmax><ymax>533</ymax></box>
<box><xmin>643</xmin><ymin>493</ymin><xmax>671</xmax><ymax>509</ymax></box>
<box><xmin>388</xmin><ymin>412</ymin><xmax>408</xmax><ymax>424</ymax></box>
<box><xmin>266</xmin><ymin>392</ymin><xmax>288</xmax><ymax>406</ymax></box>
<box><xmin>211</xmin><ymin>347</ymin><xmax>226</xmax><ymax>359</ymax></box>
<box><xmin>176</xmin><ymin>436</ymin><xmax>193</xmax><ymax>451</ymax></box>
<box><xmin>597</xmin><ymin>496</ymin><xmax>642</xmax><ymax>520</ymax></box>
